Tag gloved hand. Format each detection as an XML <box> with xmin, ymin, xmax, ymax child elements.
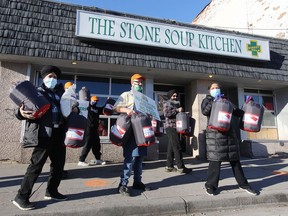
<box><xmin>213</xmin><ymin>94</ymin><xmax>224</xmax><ymax>101</ymax></box>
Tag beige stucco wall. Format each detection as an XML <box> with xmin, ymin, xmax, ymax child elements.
<box><xmin>185</xmin><ymin>80</ymin><xmax>211</xmax><ymax>160</ymax></box>
<box><xmin>0</xmin><ymin>62</ymin><xmax>30</xmax><ymax>162</ymax></box>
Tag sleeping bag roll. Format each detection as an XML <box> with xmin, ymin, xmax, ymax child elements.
<box><xmin>64</xmin><ymin>112</ymin><xmax>88</xmax><ymax>148</ymax></box>
<box><xmin>240</xmin><ymin>100</ymin><xmax>264</xmax><ymax>132</ymax></box>
<box><xmin>131</xmin><ymin>113</ymin><xmax>155</xmax><ymax>147</ymax></box>
<box><xmin>103</xmin><ymin>98</ymin><xmax>116</xmax><ymax>116</ymax></box>
<box><xmin>208</xmin><ymin>97</ymin><xmax>233</xmax><ymax>132</ymax></box>
<box><xmin>9</xmin><ymin>80</ymin><xmax>50</xmax><ymax>118</ymax></box>
<box><xmin>109</xmin><ymin>113</ymin><xmax>132</xmax><ymax>146</ymax></box>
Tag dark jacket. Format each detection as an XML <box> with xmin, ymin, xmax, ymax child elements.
<box><xmin>201</xmin><ymin>95</ymin><xmax>243</xmax><ymax>162</ymax></box>
<box><xmin>163</xmin><ymin>99</ymin><xmax>181</xmax><ymax>129</ymax></box>
<box><xmin>15</xmin><ymin>83</ymin><xmax>65</xmax><ymax>148</ymax></box>
<box><xmin>84</xmin><ymin>105</ymin><xmax>103</xmax><ymax>143</ymax></box>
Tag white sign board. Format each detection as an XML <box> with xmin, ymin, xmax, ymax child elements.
<box><xmin>76</xmin><ymin>10</ymin><xmax>270</xmax><ymax>61</ymax></box>
<box><xmin>133</xmin><ymin>90</ymin><xmax>160</xmax><ymax>121</ymax></box>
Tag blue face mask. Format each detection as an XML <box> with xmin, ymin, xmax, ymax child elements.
<box><xmin>210</xmin><ymin>89</ymin><xmax>221</xmax><ymax>98</ymax></box>
<box><xmin>44</xmin><ymin>77</ymin><xmax>57</xmax><ymax>89</ymax></box>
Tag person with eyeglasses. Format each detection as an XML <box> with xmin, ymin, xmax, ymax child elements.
<box><xmin>163</xmin><ymin>89</ymin><xmax>192</xmax><ymax>174</ymax></box>
<box><xmin>113</xmin><ymin>73</ymin><xmax>151</xmax><ymax>196</ymax></box>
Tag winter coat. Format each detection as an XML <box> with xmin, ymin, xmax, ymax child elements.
<box><xmin>201</xmin><ymin>95</ymin><xmax>243</xmax><ymax>162</ymax></box>
<box><xmin>15</xmin><ymin>83</ymin><xmax>66</xmax><ymax>148</ymax></box>
<box><xmin>84</xmin><ymin>105</ymin><xmax>103</xmax><ymax>144</ymax></box>
<box><xmin>163</xmin><ymin>99</ymin><xmax>181</xmax><ymax>129</ymax></box>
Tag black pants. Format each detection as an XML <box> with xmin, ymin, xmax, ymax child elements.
<box><xmin>165</xmin><ymin>127</ymin><xmax>184</xmax><ymax>169</ymax></box>
<box><xmin>16</xmin><ymin>138</ymin><xmax>66</xmax><ymax>200</ymax></box>
<box><xmin>79</xmin><ymin>130</ymin><xmax>101</xmax><ymax>162</ymax></box>
<box><xmin>205</xmin><ymin>160</ymin><xmax>250</xmax><ymax>190</ymax></box>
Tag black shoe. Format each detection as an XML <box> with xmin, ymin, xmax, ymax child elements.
<box><xmin>240</xmin><ymin>187</ymin><xmax>259</xmax><ymax>196</ymax></box>
<box><xmin>12</xmin><ymin>196</ymin><xmax>35</xmax><ymax>210</ymax></box>
<box><xmin>165</xmin><ymin>166</ymin><xmax>177</xmax><ymax>172</ymax></box>
<box><xmin>132</xmin><ymin>182</ymin><xmax>151</xmax><ymax>191</ymax></box>
<box><xmin>44</xmin><ymin>192</ymin><xmax>67</xmax><ymax>200</ymax></box>
<box><xmin>177</xmin><ymin>167</ymin><xmax>192</xmax><ymax>174</ymax></box>
<box><xmin>205</xmin><ymin>187</ymin><xmax>216</xmax><ymax>196</ymax></box>
<box><xmin>118</xmin><ymin>185</ymin><xmax>130</xmax><ymax>196</ymax></box>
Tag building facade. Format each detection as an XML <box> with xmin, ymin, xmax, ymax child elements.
<box><xmin>1</xmin><ymin>0</ymin><xmax>288</xmax><ymax>163</ymax></box>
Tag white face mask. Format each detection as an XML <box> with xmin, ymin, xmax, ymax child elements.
<box><xmin>210</xmin><ymin>88</ymin><xmax>221</xmax><ymax>98</ymax></box>
<box><xmin>43</xmin><ymin>77</ymin><xmax>57</xmax><ymax>89</ymax></box>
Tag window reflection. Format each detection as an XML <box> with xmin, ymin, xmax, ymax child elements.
<box><xmin>111</xmin><ymin>78</ymin><xmax>130</xmax><ymax>95</ymax></box>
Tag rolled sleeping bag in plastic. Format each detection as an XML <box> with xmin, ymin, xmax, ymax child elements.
<box><xmin>60</xmin><ymin>84</ymin><xmax>78</xmax><ymax>118</ymax></box>
<box><xmin>103</xmin><ymin>98</ymin><xmax>116</xmax><ymax>116</ymax></box>
<box><xmin>78</xmin><ymin>86</ymin><xmax>90</xmax><ymax>101</ymax></box>
<box><xmin>208</xmin><ymin>97</ymin><xmax>233</xmax><ymax>132</ymax></box>
<box><xmin>240</xmin><ymin>100</ymin><xmax>264</xmax><ymax>132</ymax></box>
<box><xmin>9</xmin><ymin>80</ymin><xmax>50</xmax><ymax>118</ymax></box>
<box><xmin>109</xmin><ymin>114</ymin><xmax>132</xmax><ymax>146</ymax></box>
<box><xmin>131</xmin><ymin>113</ymin><xmax>155</xmax><ymax>147</ymax></box>
<box><xmin>64</xmin><ymin>112</ymin><xmax>88</xmax><ymax>148</ymax></box>
<box><xmin>176</xmin><ymin>112</ymin><xmax>195</xmax><ymax>136</ymax></box>
<box><xmin>151</xmin><ymin>118</ymin><xmax>164</xmax><ymax>137</ymax></box>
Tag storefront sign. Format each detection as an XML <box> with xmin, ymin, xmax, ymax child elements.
<box><xmin>133</xmin><ymin>89</ymin><xmax>160</xmax><ymax>121</ymax></box>
<box><xmin>76</xmin><ymin>10</ymin><xmax>270</xmax><ymax>61</ymax></box>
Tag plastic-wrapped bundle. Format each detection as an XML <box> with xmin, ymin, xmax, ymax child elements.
<box><xmin>103</xmin><ymin>98</ymin><xmax>116</xmax><ymax>116</ymax></box>
<box><xmin>60</xmin><ymin>83</ymin><xmax>78</xmax><ymax>118</ymax></box>
<box><xmin>151</xmin><ymin>118</ymin><xmax>164</xmax><ymax>137</ymax></box>
<box><xmin>9</xmin><ymin>80</ymin><xmax>50</xmax><ymax>118</ymax></box>
<box><xmin>131</xmin><ymin>113</ymin><xmax>155</xmax><ymax>146</ymax></box>
<box><xmin>64</xmin><ymin>112</ymin><xmax>88</xmax><ymax>148</ymax></box>
<box><xmin>240</xmin><ymin>100</ymin><xmax>264</xmax><ymax>132</ymax></box>
<box><xmin>176</xmin><ymin>112</ymin><xmax>195</xmax><ymax>136</ymax></box>
<box><xmin>78</xmin><ymin>87</ymin><xmax>90</xmax><ymax>101</ymax></box>
<box><xmin>110</xmin><ymin>114</ymin><xmax>132</xmax><ymax>146</ymax></box>
<box><xmin>208</xmin><ymin>97</ymin><xmax>233</xmax><ymax>132</ymax></box>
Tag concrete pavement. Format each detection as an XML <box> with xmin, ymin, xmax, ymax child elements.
<box><xmin>1</xmin><ymin>155</ymin><xmax>288</xmax><ymax>216</ymax></box>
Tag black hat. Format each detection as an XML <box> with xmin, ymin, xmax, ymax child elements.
<box><xmin>167</xmin><ymin>89</ymin><xmax>178</xmax><ymax>99</ymax></box>
<box><xmin>40</xmin><ymin>65</ymin><xmax>61</xmax><ymax>79</ymax></box>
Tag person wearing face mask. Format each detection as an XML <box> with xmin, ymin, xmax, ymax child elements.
<box><xmin>113</xmin><ymin>73</ymin><xmax>151</xmax><ymax>196</ymax></box>
<box><xmin>78</xmin><ymin>95</ymin><xmax>106</xmax><ymax>166</ymax></box>
<box><xmin>201</xmin><ymin>82</ymin><xmax>259</xmax><ymax>196</ymax></box>
<box><xmin>163</xmin><ymin>89</ymin><xmax>192</xmax><ymax>174</ymax></box>
<box><xmin>13</xmin><ymin>65</ymin><xmax>67</xmax><ymax>211</ymax></box>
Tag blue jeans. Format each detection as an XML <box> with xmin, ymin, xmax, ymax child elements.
<box><xmin>120</xmin><ymin>155</ymin><xmax>144</xmax><ymax>186</ymax></box>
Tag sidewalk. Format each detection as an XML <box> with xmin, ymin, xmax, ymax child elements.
<box><xmin>1</xmin><ymin>155</ymin><xmax>288</xmax><ymax>216</ymax></box>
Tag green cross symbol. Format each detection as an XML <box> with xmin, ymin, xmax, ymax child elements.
<box><xmin>247</xmin><ymin>40</ymin><xmax>262</xmax><ymax>57</ymax></box>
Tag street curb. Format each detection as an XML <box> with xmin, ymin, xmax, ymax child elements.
<box><xmin>12</xmin><ymin>193</ymin><xmax>288</xmax><ymax>216</ymax></box>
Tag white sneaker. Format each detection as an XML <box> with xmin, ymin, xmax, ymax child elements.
<box><xmin>90</xmin><ymin>159</ymin><xmax>106</xmax><ymax>165</ymax></box>
<box><xmin>78</xmin><ymin>161</ymin><xmax>89</xmax><ymax>166</ymax></box>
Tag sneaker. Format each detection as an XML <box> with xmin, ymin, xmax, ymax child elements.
<box><xmin>44</xmin><ymin>192</ymin><xmax>67</xmax><ymax>201</ymax></box>
<box><xmin>205</xmin><ymin>187</ymin><xmax>216</xmax><ymax>196</ymax></box>
<box><xmin>240</xmin><ymin>187</ymin><xmax>259</xmax><ymax>196</ymax></box>
<box><xmin>12</xmin><ymin>197</ymin><xmax>35</xmax><ymax>211</ymax></box>
<box><xmin>78</xmin><ymin>161</ymin><xmax>89</xmax><ymax>166</ymax></box>
<box><xmin>118</xmin><ymin>185</ymin><xmax>130</xmax><ymax>196</ymax></box>
<box><xmin>133</xmin><ymin>182</ymin><xmax>151</xmax><ymax>191</ymax></box>
<box><xmin>177</xmin><ymin>167</ymin><xmax>192</xmax><ymax>174</ymax></box>
<box><xmin>165</xmin><ymin>166</ymin><xmax>177</xmax><ymax>172</ymax></box>
<box><xmin>90</xmin><ymin>159</ymin><xmax>106</xmax><ymax>165</ymax></box>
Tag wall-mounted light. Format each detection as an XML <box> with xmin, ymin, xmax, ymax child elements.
<box><xmin>71</xmin><ymin>61</ymin><xmax>77</xmax><ymax>65</ymax></box>
<box><xmin>208</xmin><ymin>75</ymin><xmax>213</xmax><ymax>78</ymax></box>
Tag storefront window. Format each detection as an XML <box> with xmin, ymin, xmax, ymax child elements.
<box><xmin>244</xmin><ymin>89</ymin><xmax>275</xmax><ymax>127</ymax></box>
<box><xmin>76</xmin><ymin>76</ymin><xmax>109</xmax><ymax>95</ymax></box>
<box><xmin>111</xmin><ymin>78</ymin><xmax>131</xmax><ymax>95</ymax></box>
